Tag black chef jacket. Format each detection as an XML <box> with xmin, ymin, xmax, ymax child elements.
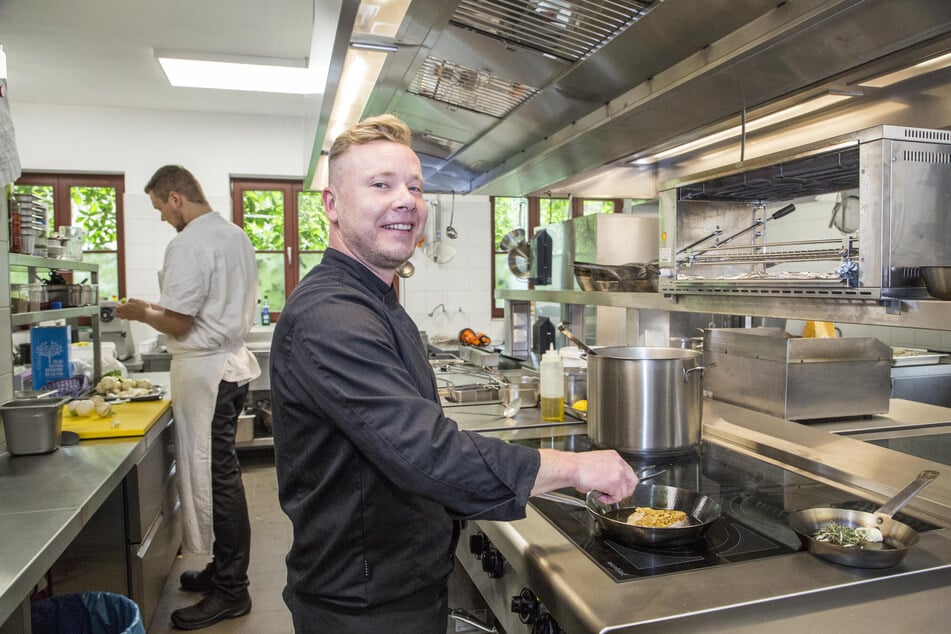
<box><xmin>271</xmin><ymin>249</ymin><xmax>541</xmax><ymax>612</ymax></box>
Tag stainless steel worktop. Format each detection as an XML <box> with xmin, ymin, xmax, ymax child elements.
<box><xmin>469</xmin><ymin>398</ymin><xmax>951</xmax><ymax>633</ymax></box>
<box><xmin>0</xmin><ymin>404</ymin><xmax>173</xmax><ymax>628</ymax></box>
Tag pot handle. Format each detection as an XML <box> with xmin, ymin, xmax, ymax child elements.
<box><xmin>683</xmin><ymin>361</ymin><xmax>717</xmax><ymax>382</ymax></box>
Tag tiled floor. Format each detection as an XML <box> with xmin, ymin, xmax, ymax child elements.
<box><xmin>149</xmin><ymin>448</ymin><xmax>295</xmax><ymax>633</ymax></box>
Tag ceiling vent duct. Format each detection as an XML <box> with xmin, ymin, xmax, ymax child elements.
<box><xmin>450</xmin><ymin>0</ymin><xmax>660</xmax><ymax>63</ymax></box>
<box><xmin>408</xmin><ymin>57</ymin><xmax>539</xmax><ymax>118</ymax></box>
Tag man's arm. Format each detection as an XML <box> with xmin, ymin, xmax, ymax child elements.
<box><xmin>532</xmin><ymin>448</ymin><xmax>639</xmax><ymax>504</ymax></box>
<box><xmin>115</xmin><ymin>298</ymin><xmax>193</xmax><ymax>338</ymax></box>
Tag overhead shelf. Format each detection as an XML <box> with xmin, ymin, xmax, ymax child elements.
<box><xmin>496</xmin><ymin>288</ymin><xmax>951</xmax><ymax>332</ymax></box>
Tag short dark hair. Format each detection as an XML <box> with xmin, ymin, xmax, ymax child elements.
<box><xmin>144</xmin><ymin>165</ymin><xmax>208</xmax><ymax>204</ymax></box>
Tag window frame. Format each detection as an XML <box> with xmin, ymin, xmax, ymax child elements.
<box><xmin>15</xmin><ymin>172</ymin><xmax>126</xmax><ymax>298</ymax></box>
<box><xmin>231</xmin><ymin>177</ymin><xmax>330</xmax><ymax>319</ymax></box>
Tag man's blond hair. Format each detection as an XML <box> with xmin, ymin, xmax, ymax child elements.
<box><xmin>328</xmin><ymin>114</ymin><xmax>413</xmax><ymax>180</ymax></box>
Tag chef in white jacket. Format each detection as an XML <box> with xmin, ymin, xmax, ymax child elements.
<box><xmin>117</xmin><ymin>164</ymin><xmax>259</xmax><ymax>631</ymax></box>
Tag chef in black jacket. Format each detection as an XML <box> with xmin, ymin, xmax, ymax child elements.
<box><xmin>270</xmin><ymin>114</ymin><xmax>638</xmax><ymax>633</ymax></box>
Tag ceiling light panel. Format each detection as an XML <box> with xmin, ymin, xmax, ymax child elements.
<box><xmin>408</xmin><ymin>57</ymin><xmax>538</xmax><ymax>118</ymax></box>
<box><xmin>450</xmin><ymin>0</ymin><xmax>660</xmax><ymax>63</ymax></box>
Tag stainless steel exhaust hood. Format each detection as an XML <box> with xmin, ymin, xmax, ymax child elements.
<box><xmin>310</xmin><ymin>0</ymin><xmax>951</xmax><ymax>196</ymax></box>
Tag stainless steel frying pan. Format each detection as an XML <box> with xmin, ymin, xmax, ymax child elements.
<box><xmin>787</xmin><ymin>470</ymin><xmax>939</xmax><ymax>568</ymax></box>
<box><xmin>537</xmin><ymin>484</ymin><xmax>722</xmax><ymax>548</ymax></box>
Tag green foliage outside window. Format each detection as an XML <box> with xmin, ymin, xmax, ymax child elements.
<box><xmin>243</xmin><ymin>190</ymin><xmax>285</xmax><ymax>251</ymax></box>
<box><xmin>298</xmin><ymin>191</ymin><xmax>329</xmax><ymax>251</ymax></box>
<box><xmin>539</xmin><ymin>198</ymin><xmax>570</xmax><ymax>226</ymax></box>
<box><xmin>583</xmin><ymin>199</ymin><xmax>615</xmax><ymax>215</ymax></box>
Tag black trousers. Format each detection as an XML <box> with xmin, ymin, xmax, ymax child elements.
<box><xmin>207</xmin><ymin>379</ymin><xmax>252</xmax><ymax>598</ymax></box>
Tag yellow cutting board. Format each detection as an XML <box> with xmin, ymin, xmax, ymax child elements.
<box><xmin>62</xmin><ymin>399</ymin><xmax>172</xmax><ymax>439</ymax></box>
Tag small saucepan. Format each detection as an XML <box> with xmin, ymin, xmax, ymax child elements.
<box><xmin>787</xmin><ymin>470</ymin><xmax>939</xmax><ymax>568</ymax></box>
<box><xmin>537</xmin><ymin>484</ymin><xmax>722</xmax><ymax>548</ymax></box>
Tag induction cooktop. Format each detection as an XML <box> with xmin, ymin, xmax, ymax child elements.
<box><xmin>521</xmin><ymin>437</ymin><xmax>938</xmax><ymax>583</ymax></box>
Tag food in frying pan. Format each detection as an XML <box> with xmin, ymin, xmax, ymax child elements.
<box><xmin>626</xmin><ymin>507</ymin><xmax>688</xmax><ymax>528</ymax></box>
<box><xmin>812</xmin><ymin>522</ymin><xmax>884</xmax><ymax>547</ymax></box>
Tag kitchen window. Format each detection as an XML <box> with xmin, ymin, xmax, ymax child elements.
<box><xmin>13</xmin><ymin>173</ymin><xmax>125</xmax><ymax>300</ymax></box>
<box><xmin>230</xmin><ymin>178</ymin><xmax>328</xmax><ymax>319</ymax></box>
<box><xmin>491</xmin><ymin>195</ymin><xmax>619</xmax><ymax>316</ymax></box>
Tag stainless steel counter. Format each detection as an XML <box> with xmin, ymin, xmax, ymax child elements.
<box><xmin>0</xmin><ymin>404</ymin><xmax>173</xmax><ymax>629</ymax></box>
<box><xmin>466</xmin><ymin>398</ymin><xmax>951</xmax><ymax>633</ymax></box>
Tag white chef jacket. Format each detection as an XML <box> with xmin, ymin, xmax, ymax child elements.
<box><xmin>159</xmin><ymin>211</ymin><xmax>261</xmax><ymax>555</ymax></box>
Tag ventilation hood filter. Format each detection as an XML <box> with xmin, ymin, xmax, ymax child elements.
<box><xmin>409</xmin><ymin>57</ymin><xmax>538</xmax><ymax>118</ymax></box>
<box><xmin>450</xmin><ymin>0</ymin><xmax>661</xmax><ymax>63</ymax></box>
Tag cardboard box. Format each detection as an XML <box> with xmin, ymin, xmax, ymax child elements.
<box><xmin>31</xmin><ymin>326</ymin><xmax>72</xmax><ymax>389</ymax></box>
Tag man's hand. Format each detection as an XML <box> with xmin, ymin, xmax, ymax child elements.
<box><xmin>532</xmin><ymin>449</ymin><xmax>638</xmax><ymax>504</ymax></box>
<box><xmin>115</xmin><ymin>297</ymin><xmax>149</xmax><ymax>321</ymax></box>
<box><xmin>115</xmin><ymin>298</ymin><xmax>193</xmax><ymax>337</ymax></box>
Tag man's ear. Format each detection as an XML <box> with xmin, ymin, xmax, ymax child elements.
<box><xmin>322</xmin><ymin>187</ymin><xmax>339</xmax><ymax>222</ymax></box>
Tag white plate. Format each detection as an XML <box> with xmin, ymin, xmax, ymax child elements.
<box><xmin>128</xmin><ymin>385</ymin><xmax>166</xmax><ymax>401</ymax></box>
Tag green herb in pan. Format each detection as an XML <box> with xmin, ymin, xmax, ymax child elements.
<box><xmin>812</xmin><ymin>522</ymin><xmax>883</xmax><ymax>547</ymax></box>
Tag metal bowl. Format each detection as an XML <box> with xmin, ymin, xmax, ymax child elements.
<box><xmin>500</xmin><ymin>376</ymin><xmax>539</xmax><ymax>407</ymax></box>
<box><xmin>921</xmin><ymin>266</ymin><xmax>951</xmax><ymax>300</ymax></box>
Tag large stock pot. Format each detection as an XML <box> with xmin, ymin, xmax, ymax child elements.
<box><xmin>587</xmin><ymin>347</ymin><xmax>708</xmax><ymax>456</ymax></box>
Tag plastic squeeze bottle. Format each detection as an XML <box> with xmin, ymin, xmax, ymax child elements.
<box><xmin>261</xmin><ymin>295</ymin><xmax>270</xmax><ymax>326</ymax></box>
<box><xmin>540</xmin><ymin>344</ymin><xmax>565</xmax><ymax>421</ymax></box>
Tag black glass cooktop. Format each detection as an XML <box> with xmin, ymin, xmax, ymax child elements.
<box><xmin>521</xmin><ymin>436</ymin><xmax>938</xmax><ymax>583</ymax></box>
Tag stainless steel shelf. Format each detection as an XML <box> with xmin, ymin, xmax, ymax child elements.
<box><xmin>497</xmin><ymin>289</ymin><xmax>951</xmax><ymax>331</ymax></box>
<box><xmin>9</xmin><ymin>254</ymin><xmax>100</xmax><ymax>273</ymax></box>
<box><xmin>11</xmin><ymin>306</ymin><xmax>100</xmax><ymax>327</ymax></box>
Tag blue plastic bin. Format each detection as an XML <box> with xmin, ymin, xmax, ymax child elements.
<box><xmin>30</xmin><ymin>592</ymin><xmax>145</xmax><ymax>634</ymax></box>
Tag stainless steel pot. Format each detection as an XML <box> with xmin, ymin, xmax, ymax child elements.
<box><xmin>588</xmin><ymin>346</ymin><xmax>707</xmax><ymax>456</ymax></box>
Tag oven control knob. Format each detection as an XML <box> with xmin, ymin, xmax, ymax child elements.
<box><xmin>511</xmin><ymin>588</ymin><xmax>540</xmax><ymax>624</ymax></box>
<box><xmin>481</xmin><ymin>546</ymin><xmax>505</xmax><ymax>578</ymax></box>
<box><xmin>468</xmin><ymin>532</ymin><xmax>487</xmax><ymax>557</ymax></box>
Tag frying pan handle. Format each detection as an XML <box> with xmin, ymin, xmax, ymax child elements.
<box><xmin>875</xmin><ymin>469</ymin><xmax>940</xmax><ymax>518</ymax></box>
<box><xmin>534</xmin><ymin>491</ymin><xmax>589</xmax><ymax>509</ymax></box>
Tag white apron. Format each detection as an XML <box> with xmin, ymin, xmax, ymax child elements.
<box><xmin>171</xmin><ymin>347</ymin><xmax>232</xmax><ymax>556</ymax></box>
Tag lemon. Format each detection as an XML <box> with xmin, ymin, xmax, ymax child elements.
<box><xmin>572</xmin><ymin>399</ymin><xmax>588</xmax><ymax>412</ymax></box>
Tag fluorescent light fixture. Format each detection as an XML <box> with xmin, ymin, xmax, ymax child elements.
<box><xmin>858</xmin><ymin>51</ymin><xmax>951</xmax><ymax>88</ymax></box>
<box><xmin>156</xmin><ymin>53</ymin><xmax>321</xmax><ymax>94</ymax></box>
<box><xmin>311</xmin><ymin>47</ymin><xmax>390</xmax><ymax>189</ymax></box>
<box><xmin>354</xmin><ymin>0</ymin><xmax>412</xmax><ymax>38</ymax></box>
<box><xmin>631</xmin><ymin>93</ymin><xmax>853</xmax><ymax>165</ymax></box>
<box><xmin>0</xmin><ymin>44</ymin><xmax>7</xmax><ymax>80</ymax></box>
